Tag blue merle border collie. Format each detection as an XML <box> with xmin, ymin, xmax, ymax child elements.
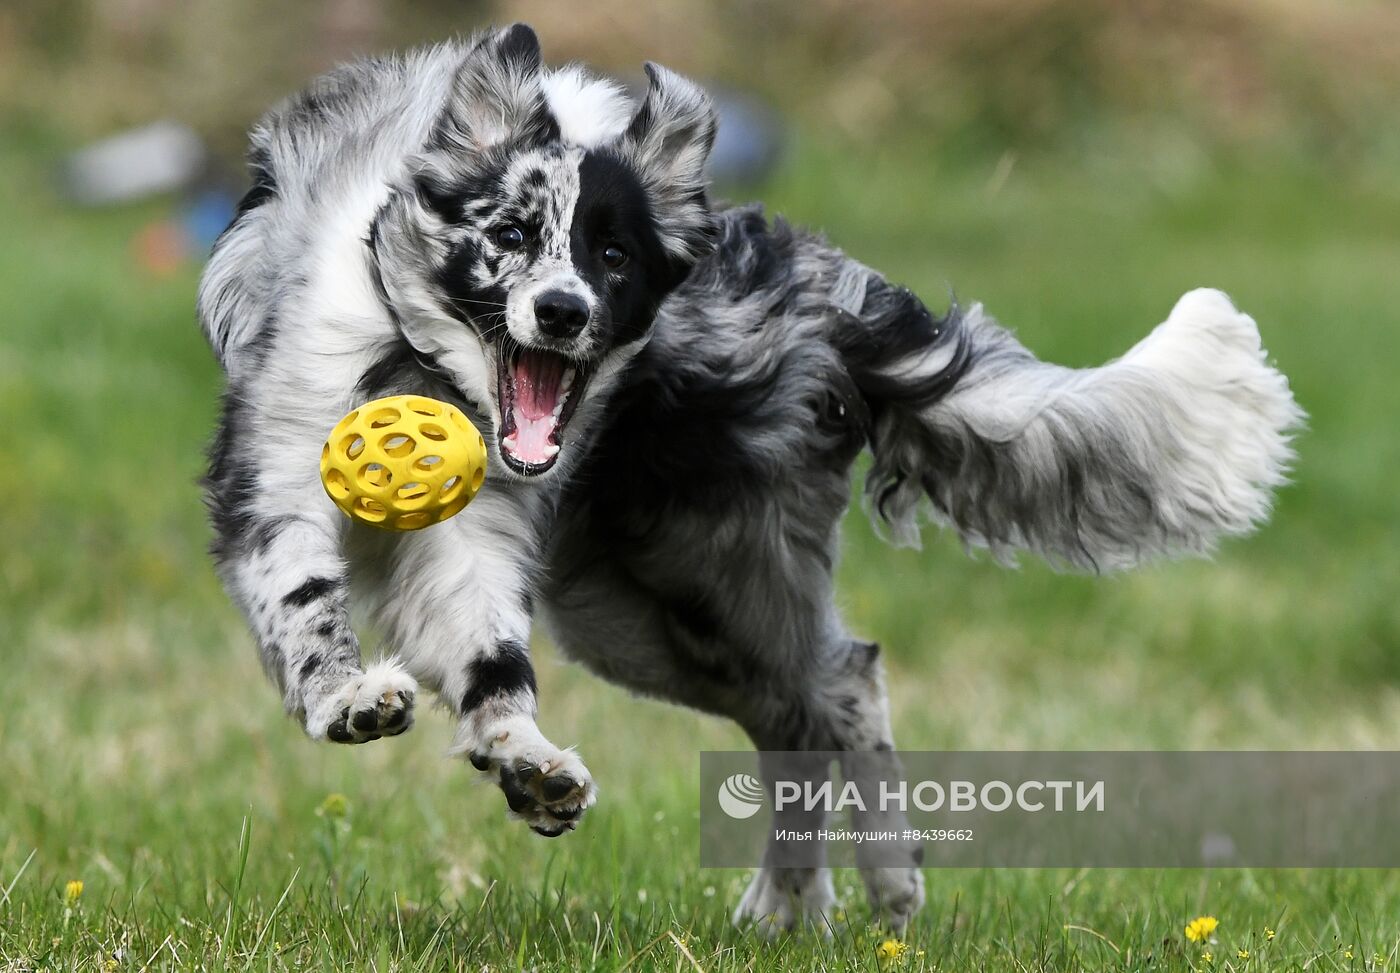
<box><xmin>199</xmin><ymin>24</ymin><xmax>1302</xmax><ymax>933</ymax></box>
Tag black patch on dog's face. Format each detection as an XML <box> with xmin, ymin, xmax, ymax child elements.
<box><xmin>364</xmin><ymin>47</ymin><xmax>718</xmax><ymax>477</ymax></box>
<box><xmin>569</xmin><ymin>149</ymin><xmax>687</xmax><ymax>347</ymax></box>
<box><xmin>420</xmin><ymin>146</ymin><xmax>683</xmax><ymax>357</ymax></box>
<box><xmin>419</xmin><ymin>156</ymin><xmax>513</xmax><ymax>329</ymax></box>
<box><xmin>401</xmin><ymin>142</ymin><xmax>701</xmax><ymax>476</ymax></box>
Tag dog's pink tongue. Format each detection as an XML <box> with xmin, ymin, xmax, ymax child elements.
<box><xmin>514</xmin><ymin>350</ymin><xmax>565</xmax><ymax>419</ymax></box>
<box><xmin>509</xmin><ymin>350</ymin><xmax>564</xmax><ymax>463</ymax></box>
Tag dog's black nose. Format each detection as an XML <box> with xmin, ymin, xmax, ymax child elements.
<box><xmin>533</xmin><ymin>291</ymin><xmax>590</xmax><ymax>338</ymax></box>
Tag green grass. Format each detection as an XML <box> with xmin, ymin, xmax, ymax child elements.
<box><xmin>2</xmin><ymin>124</ymin><xmax>1400</xmax><ymax>971</ymax></box>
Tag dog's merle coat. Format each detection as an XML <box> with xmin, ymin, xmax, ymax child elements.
<box><xmin>201</xmin><ymin>25</ymin><xmax>719</xmax><ymax>836</ymax></box>
<box><xmin>200</xmin><ymin>25</ymin><xmax>1303</xmax><ymax>931</ymax></box>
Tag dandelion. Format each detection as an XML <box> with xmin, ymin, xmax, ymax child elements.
<box><xmin>1265</xmin><ymin>928</ymin><xmax>1276</xmax><ymax>942</ymax></box>
<box><xmin>876</xmin><ymin>938</ymin><xmax>910</xmax><ymax>964</ymax></box>
<box><xmin>1185</xmin><ymin>916</ymin><xmax>1220</xmax><ymax>943</ymax></box>
<box><xmin>1238</xmin><ymin>949</ymin><xmax>1250</xmax><ymax>960</ymax></box>
<box><xmin>317</xmin><ymin>793</ymin><xmax>349</xmax><ymax>819</ymax></box>
<box><xmin>61</xmin><ymin>879</ymin><xmax>85</xmax><ymax>933</ymax></box>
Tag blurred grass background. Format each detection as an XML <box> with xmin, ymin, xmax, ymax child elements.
<box><xmin>2</xmin><ymin>1</ymin><xmax>1400</xmax><ymax>969</ymax></box>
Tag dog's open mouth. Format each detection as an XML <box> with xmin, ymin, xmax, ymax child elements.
<box><xmin>495</xmin><ymin>345</ymin><xmax>588</xmax><ymax>476</ymax></box>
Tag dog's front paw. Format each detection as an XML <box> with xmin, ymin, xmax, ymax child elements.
<box><xmin>464</xmin><ymin>718</ymin><xmax>596</xmax><ymax>836</ymax></box>
<box><xmin>304</xmin><ymin>660</ymin><xmax>417</xmax><ymax>744</ymax></box>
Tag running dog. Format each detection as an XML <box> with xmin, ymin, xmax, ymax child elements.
<box><xmin>198</xmin><ymin>24</ymin><xmax>1302</xmax><ymax>933</ymax></box>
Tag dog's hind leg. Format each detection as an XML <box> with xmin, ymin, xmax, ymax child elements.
<box><xmin>820</xmin><ymin>640</ymin><xmax>926</xmax><ymax>932</ymax></box>
<box><xmin>540</xmin><ymin>557</ymin><xmax>841</xmax><ymax>935</ymax></box>
<box><xmin>731</xmin><ymin>751</ymin><xmax>838</xmax><ymax>937</ymax></box>
<box><xmin>730</xmin><ymin>715</ymin><xmax>841</xmax><ymax>938</ymax></box>
<box><xmin>544</xmin><ymin>562</ymin><xmax>922</xmax><ymax>932</ymax></box>
<box><xmin>736</xmin><ymin>636</ymin><xmax>924</xmax><ymax>934</ymax></box>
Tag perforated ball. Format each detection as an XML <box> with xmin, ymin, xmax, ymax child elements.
<box><xmin>320</xmin><ymin>395</ymin><xmax>488</xmax><ymax>531</ymax></box>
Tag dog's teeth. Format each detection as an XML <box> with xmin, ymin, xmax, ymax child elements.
<box><xmin>543</xmin><ymin>444</ymin><xmax>560</xmax><ymax>459</ymax></box>
<box><xmin>502</xmin><ymin>434</ymin><xmax>518</xmax><ymax>452</ymax></box>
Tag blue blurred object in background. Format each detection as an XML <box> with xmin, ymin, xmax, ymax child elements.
<box><xmin>184</xmin><ymin>189</ymin><xmax>238</xmax><ymax>254</ymax></box>
<box><xmin>708</xmin><ymin>90</ymin><xmax>785</xmax><ymax>186</ymax></box>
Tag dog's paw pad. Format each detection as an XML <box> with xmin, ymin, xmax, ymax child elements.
<box><xmin>469</xmin><ymin>734</ymin><xmax>596</xmax><ymax>834</ymax></box>
<box><xmin>307</xmin><ymin>661</ymin><xmax>417</xmax><ymax>744</ymax></box>
<box><xmin>540</xmin><ymin>773</ymin><xmax>579</xmax><ymax>803</ymax></box>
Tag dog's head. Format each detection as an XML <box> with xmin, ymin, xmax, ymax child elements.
<box><xmin>373</xmin><ymin>25</ymin><xmax>717</xmax><ymax>478</ymax></box>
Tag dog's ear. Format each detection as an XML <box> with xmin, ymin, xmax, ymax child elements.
<box><xmin>435</xmin><ymin>24</ymin><xmax>559</xmax><ymax>154</ymax></box>
<box><xmin>618</xmin><ymin>63</ymin><xmax>719</xmax><ymax>262</ymax></box>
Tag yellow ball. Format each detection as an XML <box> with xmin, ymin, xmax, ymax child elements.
<box><xmin>320</xmin><ymin>395</ymin><xmax>487</xmax><ymax>531</ymax></box>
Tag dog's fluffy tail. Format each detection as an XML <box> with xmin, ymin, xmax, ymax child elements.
<box><xmin>842</xmin><ymin>285</ymin><xmax>1304</xmax><ymax>571</ymax></box>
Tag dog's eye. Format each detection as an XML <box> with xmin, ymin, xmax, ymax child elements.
<box><xmin>495</xmin><ymin>225</ymin><xmax>525</xmax><ymax>250</ymax></box>
<box><xmin>600</xmin><ymin>244</ymin><xmax>628</xmax><ymax>269</ymax></box>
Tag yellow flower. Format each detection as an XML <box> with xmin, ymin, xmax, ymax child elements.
<box><xmin>63</xmin><ymin>880</ymin><xmax>84</xmax><ymax>906</ymax></box>
<box><xmin>876</xmin><ymin>938</ymin><xmax>910</xmax><ymax>964</ymax></box>
<box><xmin>1185</xmin><ymin>916</ymin><xmax>1220</xmax><ymax>943</ymax></box>
<box><xmin>1238</xmin><ymin>949</ymin><xmax>1250</xmax><ymax>960</ymax></box>
<box><xmin>317</xmin><ymin>793</ymin><xmax>349</xmax><ymax>819</ymax></box>
<box><xmin>1265</xmin><ymin>928</ymin><xmax>1276</xmax><ymax>942</ymax></box>
<box><xmin>1345</xmin><ymin>946</ymin><xmax>1354</xmax><ymax>960</ymax></box>
<box><xmin>1202</xmin><ymin>950</ymin><xmax>1214</xmax><ymax>964</ymax></box>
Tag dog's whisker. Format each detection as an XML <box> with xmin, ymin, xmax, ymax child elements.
<box><xmin>450</xmin><ymin>296</ymin><xmax>510</xmax><ymax>311</ymax></box>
